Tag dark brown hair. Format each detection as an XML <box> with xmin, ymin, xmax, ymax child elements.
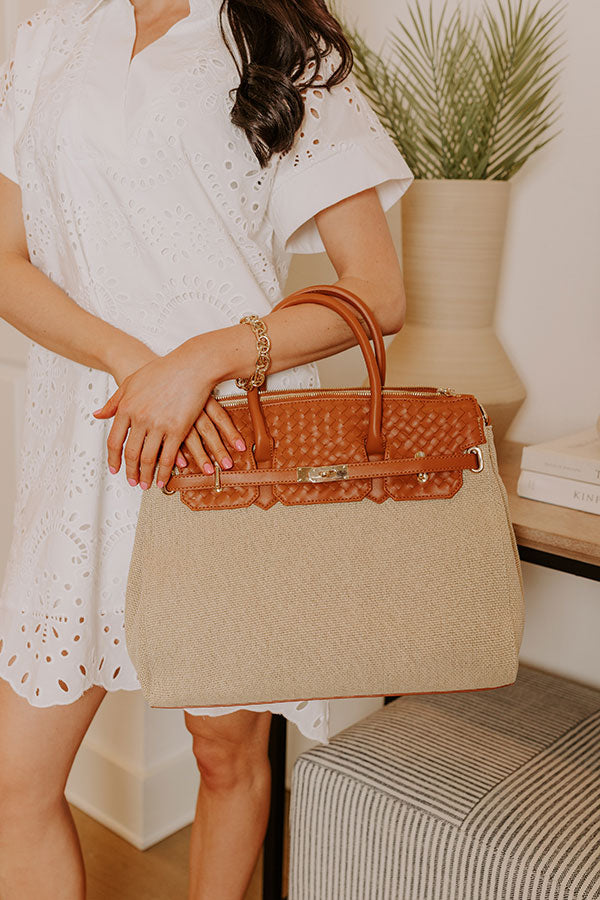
<box><xmin>219</xmin><ymin>0</ymin><xmax>353</xmax><ymax>167</ymax></box>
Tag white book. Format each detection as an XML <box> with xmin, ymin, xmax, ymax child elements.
<box><xmin>517</xmin><ymin>468</ymin><xmax>600</xmax><ymax>516</ymax></box>
<box><xmin>520</xmin><ymin>427</ymin><xmax>600</xmax><ymax>486</ymax></box>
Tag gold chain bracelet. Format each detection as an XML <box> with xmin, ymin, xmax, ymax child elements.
<box><xmin>235</xmin><ymin>314</ymin><xmax>272</xmax><ymax>391</ymax></box>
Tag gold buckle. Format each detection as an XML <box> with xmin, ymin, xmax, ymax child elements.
<box><xmin>465</xmin><ymin>446</ymin><xmax>484</xmax><ymax>473</ymax></box>
<box><xmin>213</xmin><ymin>461</ymin><xmax>223</xmax><ymax>492</ymax></box>
<box><xmin>297</xmin><ymin>464</ymin><xmax>349</xmax><ymax>483</ymax></box>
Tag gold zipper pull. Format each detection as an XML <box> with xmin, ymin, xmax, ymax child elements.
<box><xmin>213</xmin><ymin>461</ymin><xmax>223</xmax><ymax>493</ymax></box>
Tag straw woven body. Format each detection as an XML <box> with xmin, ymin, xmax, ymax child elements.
<box><xmin>125</xmin><ymin>422</ymin><xmax>524</xmax><ymax>708</ymax></box>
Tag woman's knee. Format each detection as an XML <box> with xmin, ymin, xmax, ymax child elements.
<box><xmin>185</xmin><ymin>710</ymin><xmax>272</xmax><ymax>791</ymax></box>
<box><xmin>0</xmin><ymin>727</ymin><xmax>69</xmax><ymax>819</ymax></box>
<box><xmin>0</xmin><ymin>757</ymin><xmax>63</xmax><ymax>826</ymax></box>
<box><xmin>0</xmin><ymin>734</ymin><xmax>66</xmax><ymax>819</ymax></box>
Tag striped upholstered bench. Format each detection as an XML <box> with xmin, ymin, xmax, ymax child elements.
<box><xmin>288</xmin><ymin>664</ymin><xmax>600</xmax><ymax>899</ymax></box>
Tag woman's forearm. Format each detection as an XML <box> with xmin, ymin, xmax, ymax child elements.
<box><xmin>0</xmin><ymin>251</ymin><xmax>403</xmax><ymax>393</ymax></box>
<box><xmin>0</xmin><ymin>252</ymin><xmax>154</xmax><ymax>382</ymax></box>
<box><xmin>93</xmin><ymin>272</ymin><xmax>405</xmax><ymax>486</ymax></box>
<box><xmin>188</xmin><ymin>275</ymin><xmax>405</xmax><ymax>387</ymax></box>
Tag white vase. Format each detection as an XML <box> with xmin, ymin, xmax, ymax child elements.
<box><xmin>382</xmin><ymin>178</ymin><xmax>526</xmax><ymax>444</ymax></box>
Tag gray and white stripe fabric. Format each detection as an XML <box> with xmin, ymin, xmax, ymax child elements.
<box><xmin>288</xmin><ymin>665</ymin><xmax>600</xmax><ymax>899</ymax></box>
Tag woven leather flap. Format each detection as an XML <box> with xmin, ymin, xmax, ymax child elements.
<box><xmin>175</xmin><ymin>391</ymin><xmax>486</xmax><ymax>511</ymax></box>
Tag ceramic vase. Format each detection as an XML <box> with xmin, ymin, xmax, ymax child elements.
<box><xmin>381</xmin><ymin>178</ymin><xmax>526</xmax><ymax>444</ymax></box>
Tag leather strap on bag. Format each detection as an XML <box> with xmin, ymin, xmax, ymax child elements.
<box><xmin>248</xmin><ymin>288</ymin><xmax>387</xmax><ymax>464</ymax></box>
<box><xmin>290</xmin><ymin>284</ymin><xmax>387</xmax><ymax>384</ymax></box>
<box><xmin>167</xmin><ymin>449</ymin><xmax>484</xmax><ymax>492</ymax></box>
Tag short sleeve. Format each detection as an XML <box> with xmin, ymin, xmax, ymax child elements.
<box><xmin>267</xmin><ymin>55</ymin><xmax>414</xmax><ymax>255</ymax></box>
<box><xmin>0</xmin><ymin>10</ymin><xmax>57</xmax><ymax>187</ymax></box>
<box><xmin>0</xmin><ymin>44</ymin><xmax>18</xmax><ymax>184</ymax></box>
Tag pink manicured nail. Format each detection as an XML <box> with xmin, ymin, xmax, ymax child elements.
<box><xmin>140</xmin><ymin>482</ymin><xmax>149</xmax><ymax>491</ymax></box>
<box><xmin>221</xmin><ymin>456</ymin><xmax>233</xmax><ymax>469</ymax></box>
<box><xmin>157</xmin><ymin>480</ymin><xmax>165</xmax><ymax>489</ymax></box>
<box><xmin>177</xmin><ymin>454</ymin><xmax>187</xmax><ymax>467</ymax></box>
<box><xmin>203</xmin><ymin>462</ymin><xmax>214</xmax><ymax>475</ymax></box>
<box><xmin>235</xmin><ymin>439</ymin><xmax>246</xmax><ymax>451</ymax></box>
<box><xmin>109</xmin><ymin>465</ymin><xmax>117</xmax><ymax>474</ymax></box>
<box><xmin>128</xmin><ymin>478</ymin><xmax>138</xmax><ymax>486</ymax></box>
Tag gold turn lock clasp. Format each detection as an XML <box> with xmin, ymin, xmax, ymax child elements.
<box><xmin>297</xmin><ymin>464</ymin><xmax>349</xmax><ymax>483</ymax></box>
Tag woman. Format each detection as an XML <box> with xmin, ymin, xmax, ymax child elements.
<box><xmin>0</xmin><ymin>0</ymin><xmax>413</xmax><ymax>896</ymax></box>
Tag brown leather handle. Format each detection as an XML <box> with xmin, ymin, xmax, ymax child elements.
<box><xmin>247</xmin><ymin>289</ymin><xmax>386</xmax><ymax>465</ymax></box>
<box><xmin>288</xmin><ymin>284</ymin><xmax>386</xmax><ymax>384</ymax></box>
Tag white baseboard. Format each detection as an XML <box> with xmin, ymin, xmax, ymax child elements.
<box><xmin>66</xmin><ymin>738</ymin><xmax>200</xmax><ymax>850</ymax></box>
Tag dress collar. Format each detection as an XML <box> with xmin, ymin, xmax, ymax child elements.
<box><xmin>79</xmin><ymin>0</ymin><xmax>219</xmax><ymax>24</ymax></box>
<box><xmin>80</xmin><ymin>0</ymin><xmax>108</xmax><ymax>21</ymax></box>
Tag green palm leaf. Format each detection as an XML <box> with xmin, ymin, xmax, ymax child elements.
<box><xmin>339</xmin><ymin>0</ymin><xmax>565</xmax><ymax>180</ymax></box>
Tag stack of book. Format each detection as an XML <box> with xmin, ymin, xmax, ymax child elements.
<box><xmin>517</xmin><ymin>426</ymin><xmax>600</xmax><ymax>516</ymax></box>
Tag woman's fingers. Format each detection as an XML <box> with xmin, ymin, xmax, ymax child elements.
<box><xmin>182</xmin><ymin>426</ymin><xmax>215</xmax><ymax>476</ymax></box>
<box><xmin>195</xmin><ymin>411</ymin><xmax>234</xmax><ymax>470</ymax></box>
<box><xmin>159</xmin><ymin>400</ymin><xmax>247</xmax><ymax>487</ymax></box>
<box><xmin>106</xmin><ymin>411</ymin><xmax>132</xmax><ymax>474</ymax></box>
<box><xmin>156</xmin><ymin>435</ymin><xmax>186</xmax><ymax>489</ymax></box>
<box><xmin>138</xmin><ymin>432</ymin><xmax>165</xmax><ymax>490</ymax></box>
<box><xmin>102</xmin><ymin>391</ymin><xmax>246</xmax><ymax>488</ymax></box>
<box><xmin>123</xmin><ymin>425</ymin><xmax>148</xmax><ymax>486</ymax></box>
<box><xmin>204</xmin><ymin>396</ymin><xmax>246</xmax><ymax>453</ymax></box>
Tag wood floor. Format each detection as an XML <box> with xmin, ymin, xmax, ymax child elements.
<box><xmin>71</xmin><ymin>791</ymin><xmax>290</xmax><ymax>900</ymax></box>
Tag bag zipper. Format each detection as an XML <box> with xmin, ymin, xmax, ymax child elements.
<box><xmin>216</xmin><ymin>386</ymin><xmax>458</xmax><ymax>407</ymax></box>
<box><xmin>216</xmin><ymin>386</ymin><xmax>489</xmax><ymax>425</ymax></box>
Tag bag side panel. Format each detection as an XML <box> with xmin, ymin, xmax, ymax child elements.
<box><xmin>482</xmin><ymin>423</ymin><xmax>525</xmax><ymax>652</ymax></box>
<box><xmin>124</xmin><ymin>489</ymin><xmax>155</xmax><ymax>696</ymax></box>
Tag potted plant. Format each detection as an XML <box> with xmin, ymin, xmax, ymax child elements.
<box><xmin>342</xmin><ymin>0</ymin><xmax>565</xmax><ymax>442</ymax></box>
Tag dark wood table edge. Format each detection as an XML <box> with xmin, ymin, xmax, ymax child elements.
<box><xmin>518</xmin><ymin>544</ymin><xmax>600</xmax><ymax>581</ymax></box>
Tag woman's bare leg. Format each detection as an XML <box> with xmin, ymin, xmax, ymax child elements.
<box><xmin>184</xmin><ymin>708</ymin><xmax>273</xmax><ymax>900</ymax></box>
<box><xmin>0</xmin><ymin>677</ymin><xmax>106</xmax><ymax>900</ymax></box>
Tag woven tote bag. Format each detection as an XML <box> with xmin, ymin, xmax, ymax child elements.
<box><xmin>125</xmin><ymin>285</ymin><xmax>525</xmax><ymax>709</ymax></box>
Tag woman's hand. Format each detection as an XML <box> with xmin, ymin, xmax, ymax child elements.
<box><xmin>104</xmin><ymin>341</ymin><xmax>191</xmax><ymax>472</ymax></box>
<box><xmin>93</xmin><ymin>337</ymin><xmax>247</xmax><ymax>489</ymax></box>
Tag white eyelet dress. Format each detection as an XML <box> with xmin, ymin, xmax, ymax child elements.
<box><xmin>0</xmin><ymin>0</ymin><xmax>414</xmax><ymax>745</ymax></box>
